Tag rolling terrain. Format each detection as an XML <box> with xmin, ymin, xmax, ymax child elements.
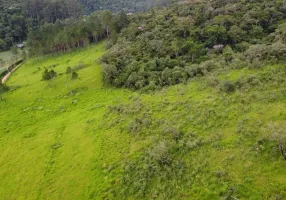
<box><xmin>0</xmin><ymin>42</ymin><xmax>285</xmax><ymax>199</ymax></box>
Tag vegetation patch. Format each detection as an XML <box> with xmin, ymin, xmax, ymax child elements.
<box><xmin>42</xmin><ymin>68</ymin><xmax>57</xmax><ymax>81</ymax></box>
<box><xmin>0</xmin><ymin>0</ymin><xmax>286</xmax><ymax>199</ymax></box>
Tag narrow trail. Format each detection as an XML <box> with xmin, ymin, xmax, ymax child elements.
<box><xmin>1</xmin><ymin>63</ymin><xmax>22</xmax><ymax>84</ymax></box>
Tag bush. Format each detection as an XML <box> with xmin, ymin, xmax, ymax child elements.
<box><xmin>71</xmin><ymin>71</ymin><xmax>78</xmax><ymax>80</ymax></box>
<box><xmin>206</xmin><ymin>75</ymin><xmax>220</xmax><ymax>87</ymax></box>
<box><xmin>42</xmin><ymin>68</ymin><xmax>57</xmax><ymax>80</ymax></box>
<box><xmin>118</xmin><ymin>140</ymin><xmax>185</xmax><ymax>198</ymax></box>
<box><xmin>73</xmin><ymin>62</ymin><xmax>87</xmax><ymax>71</ymax></box>
<box><xmin>219</xmin><ymin>80</ymin><xmax>236</xmax><ymax>93</ymax></box>
<box><xmin>268</xmin><ymin>123</ymin><xmax>286</xmax><ymax>160</ymax></box>
<box><xmin>148</xmin><ymin>141</ymin><xmax>173</xmax><ymax>165</ymax></box>
<box><xmin>0</xmin><ymin>83</ymin><xmax>9</xmax><ymax>94</ymax></box>
<box><xmin>231</xmin><ymin>57</ymin><xmax>247</xmax><ymax>69</ymax></box>
<box><xmin>269</xmin><ymin>42</ymin><xmax>286</xmax><ymax>60</ymax></box>
<box><xmin>245</xmin><ymin>44</ymin><xmax>268</xmax><ymax>61</ymax></box>
<box><xmin>222</xmin><ymin>45</ymin><xmax>234</xmax><ymax>62</ymax></box>
<box><xmin>66</xmin><ymin>66</ymin><xmax>72</xmax><ymax>74</ymax></box>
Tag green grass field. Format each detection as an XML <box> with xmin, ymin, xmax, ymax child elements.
<box><xmin>0</xmin><ymin>43</ymin><xmax>285</xmax><ymax>199</ymax></box>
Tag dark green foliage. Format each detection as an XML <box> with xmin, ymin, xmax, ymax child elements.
<box><xmin>0</xmin><ymin>0</ymin><xmax>83</xmax><ymax>51</ymax></box>
<box><xmin>71</xmin><ymin>71</ymin><xmax>78</xmax><ymax>80</ymax></box>
<box><xmin>42</xmin><ymin>68</ymin><xmax>57</xmax><ymax>81</ymax></box>
<box><xmin>79</xmin><ymin>0</ymin><xmax>171</xmax><ymax>13</ymax></box>
<box><xmin>219</xmin><ymin>80</ymin><xmax>236</xmax><ymax>93</ymax></box>
<box><xmin>0</xmin><ymin>4</ymin><xmax>27</xmax><ymax>51</ymax></box>
<box><xmin>0</xmin><ymin>83</ymin><xmax>9</xmax><ymax>94</ymax></box>
<box><xmin>101</xmin><ymin>0</ymin><xmax>286</xmax><ymax>90</ymax></box>
<box><xmin>268</xmin><ymin>124</ymin><xmax>286</xmax><ymax>160</ymax></box>
<box><xmin>66</xmin><ymin>66</ymin><xmax>72</xmax><ymax>74</ymax></box>
<box><xmin>73</xmin><ymin>62</ymin><xmax>87</xmax><ymax>71</ymax></box>
<box><xmin>27</xmin><ymin>11</ymin><xmax>129</xmax><ymax>55</ymax></box>
<box><xmin>1</xmin><ymin>0</ymin><xmax>169</xmax><ymax>51</ymax></box>
<box><xmin>115</xmin><ymin>132</ymin><xmax>206</xmax><ymax>198</ymax></box>
<box><xmin>117</xmin><ymin>141</ymin><xmax>186</xmax><ymax>198</ymax></box>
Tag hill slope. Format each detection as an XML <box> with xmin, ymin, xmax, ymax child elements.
<box><xmin>0</xmin><ymin>42</ymin><xmax>285</xmax><ymax>199</ymax></box>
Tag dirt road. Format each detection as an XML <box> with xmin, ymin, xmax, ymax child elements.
<box><xmin>1</xmin><ymin>64</ymin><xmax>22</xmax><ymax>84</ymax></box>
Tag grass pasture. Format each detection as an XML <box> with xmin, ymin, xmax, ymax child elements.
<box><xmin>0</xmin><ymin>43</ymin><xmax>286</xmax><ymax>199</ymax></box>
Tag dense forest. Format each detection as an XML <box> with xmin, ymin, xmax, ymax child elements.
<box><xmin>79</xmin><ymin>0</ymin><xmax>172</xmax><ymax>13</ymax></box>
<box><xmin>27</xmin><ymin>11</ymin><xmax>129</xmax><ymax>55</ymax></box>
<box><xmin>101</xmin><ymin>0</ymin><xmax>286</xmax><ymax>90</ymax></box>
<box><xmin>8</xmin><ymin>0</ymin><xmax>286</xmax><ymax>90</ymax></box>
<box><xmin>0</xmin><ymin>0</ymin><xmax>83</xmax><ymax>50</ymax></box>
<box><xmin>0</xmin><ymin>0</ymin><xmax>171</xmax><ymax>51</ymax></box>
<box><xmin>3</xmin><ymin>0</ymin><xmax>286</xmax><ymax>88</ymax></box>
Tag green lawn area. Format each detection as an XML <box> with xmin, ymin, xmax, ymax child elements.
<box><xmin>0</xmin><ymin>43</ymin><xmax>132</xmax><ymax>199</ymax></box>
<box><xmin>0</xmin><ymin>43</ymin><xmax>285</xmax><ymax>199</ymax></box>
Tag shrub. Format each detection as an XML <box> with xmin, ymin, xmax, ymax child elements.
<box><xmin>42</xmin><ymin>68</ymin><xmax>57</xmax><ymax>80</ymax></box>
<box><xmin>71</xmin><ymin>71</ymin><xmax>78</xmax><ymax>80</ymax></box>
<box><xmin>235</xmin><ymin>42</ymin><xmax>250</xmax><ymax>52</ymax></box>
<box><xmin>206</xmin><ymin>75</ymin><xmax>220</xmax><ymax>87</ymax></box>
<box><xmin>222</xmin><ymin>45</ymin><xmax>234</xmax><ymax>62</ymax></box>
<box><xmin>102</xmin><ymin>64</ymin><xmax>118</xmax><ymax>85</ymax></box>
<box><xmin>235</xmin><ymin>76</ymin><xmax>245</xmax><ymax>89</ymax></box>
<box><xmin>268</xmin><ymin>123</ymin><xmax>286</xmax><ymax>160</ymax></box>
<box><xmin>148</xmin><ymin>141</ymin><xmax>173</xmax><ymax>165</ymax></box>
<box><xmin>0</xmin><ymin>83</ymin><xmax>9</xmax><ymax>94</ymax></box>
<box><xmin>245</xmin><ymin>44</ymin><xmax>268</xmax><ymax>62</ymax></box>
<box><xmin>118</xmin><ymin>140</ymin><xmax>185</xmax><ymax>198</ymax></box>
<box><xmin>73</xmin><ymin>62</ymin><xmax>87</xmax><ymax>71</ymax></box>
<box><xmin>66</xmin><ymin>66</ymin><xmax>72</xmax><ymax>74</ymax></box>
<box><xmin>269</xmin><ymin>41</ymin><xmax>286</xmax><ymax>60</ymax></box>
<box><xmin>230</xmin><ymin>56</ymin><xmax>248</xmax><ymax>69</ymax></box>
<box><xmin>219</xmin><ymin>80</ymin><xmax>236</xmax><ymax>93</ymax></box>
<box><xmin>164</xmin><ymin>127</ymin><xmax>182</xmax><ymax>141</ymax></box>
<box><xmin>246</xmin><ymin>75</ymin><xmax>261</xmax><ymax>87</ymax></box>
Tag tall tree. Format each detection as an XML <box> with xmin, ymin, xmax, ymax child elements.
<box><xmin>100</xmin><ymin>11</ymin><xmax>114</xmax><ymax>39</ymax></box>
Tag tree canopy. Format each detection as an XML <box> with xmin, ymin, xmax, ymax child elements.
<box><xmin>101</xmin><ymin>0</ymin><xmax>286</xmax><ymax>90</ymax></box>
<box><xmin>0</xmin><ymin>0</ymin><xmax>171</xmax><ymax>51</ymax></box>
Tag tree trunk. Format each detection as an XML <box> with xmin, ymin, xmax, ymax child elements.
<box><xmin>93</xmin><ymin>35</ymin><xmax>98</xmax><ymax>43</ymax></box>
<box><xmin>106</xmin><ymin>27</ymin><xmax>109</xmax><ymax>39</ymax></box>
<box><xmin>279</xmin><ymin>143</ymin><xmax>286</xmax><ymax>160</ymax></box>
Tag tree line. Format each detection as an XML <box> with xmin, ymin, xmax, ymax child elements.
<box><xmin>79</xmin><ymin>0</ymin><xmax>172</xmax><ymax>13</ymax></box>
<box><xmin>27</xmin><ymin>11</ymin><xmax>129</xmax><ymax>55</ymax></box>
<box><xmin>0</xmin><ymin>0</ymin><xmax>171</xmax><ymax>51</ymax></box>
<box><xmin>0</xmin><ymin>0</ymin><xmax>83</xmax><ymax>51</ymax></box>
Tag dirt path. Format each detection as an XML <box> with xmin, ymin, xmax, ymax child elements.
<box><xmin>1</xmin><ymin>64</ymin><xmax>22</xmax><ymax>84</ymax></box>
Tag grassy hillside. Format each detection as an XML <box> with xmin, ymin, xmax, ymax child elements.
<box><xmin>0</xmin><ymin>43</ymin><xmax>131</xmax><ymax>199</ymax></box>
<box><xmin>0</xmin><ymin>43</ymin><xmax>285</xmax><ymax>199</ymax></box>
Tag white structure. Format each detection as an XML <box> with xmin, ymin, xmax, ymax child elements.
<box><xmin>16</xmin><ymin>43</ymin><xmax>24</xmax><ymax>49</ymax></box>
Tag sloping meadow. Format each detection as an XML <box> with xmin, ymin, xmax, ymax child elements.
<box><xmin>0</xmin><ymin>43</ymin><xmax>285</xmax><ymax>199</ymax></box>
